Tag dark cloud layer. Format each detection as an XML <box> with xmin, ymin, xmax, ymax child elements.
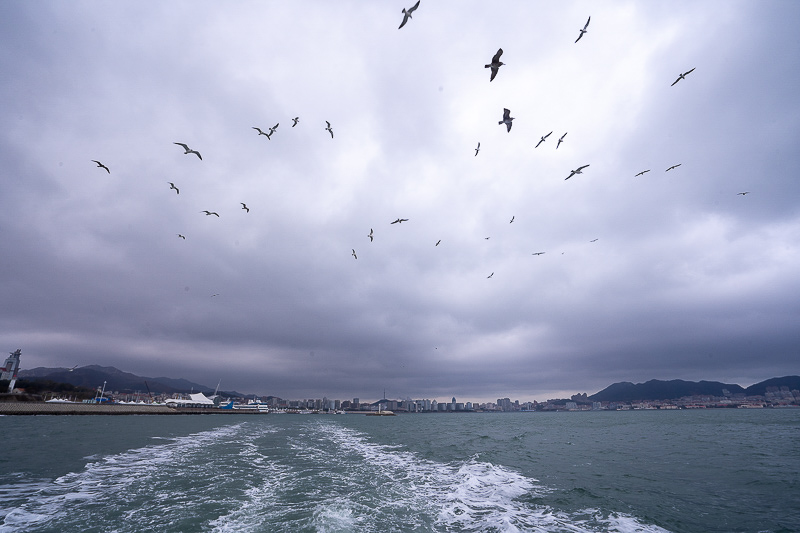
<box><xmin>1</xmin><ymin>1</ymin><xmax>798</xmax><ymax>402</ymax></box>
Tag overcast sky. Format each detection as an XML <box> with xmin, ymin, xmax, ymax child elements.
<box><xmin>2</xmin><ymin>1</ymin><xmax>798</xmax><ymax>403</ymax></box>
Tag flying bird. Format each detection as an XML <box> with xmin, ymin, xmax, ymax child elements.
<box><xmin>575</xmin><ymin>16</ymin><xmax>590</xmax><ymax>43</ymax></box>
<box><xmin>509</xmin><ymin>216</ymin><xmax>515</xmax><ymax>223</ymax></box>
<box><xmin>532</xmin><ymin>252</ymin><xmax>545</xmax><ymax>256</ymax></box>
<box><xmin>169</xmin><ymin>182</ymin><xmax>179</xmax><ymax>194</ymax></box>
<box><xmin>557</xmin><ymin>132</ymin><xmax>567</xmax><ymax>149</ymax></box>
<box><xmin>535</xmin><ymin>132</ymin><xmax>552</xmax><ymax>148</ymax></box>
<box><xmin>292</xmin><ymin>117</ymin><xmax>299</xmax><ymax>127</ymax></box>
<box><xmin>666</xmin><ymin>164</ymin><xmax>682</xmax><ymax>172</ymax></box>
<box><xmin>174</xmin><ymin>143</ymin><xmax>202</xmax><ymax>160</ymax></box>
<box><xmin>671</xmin><ymin>68</ymin><xmax>695</xmax><ymax>86</ymax></box>
<box><xmin>566</xmin><ymin>164</ymin><xmax>590</xmax><ymax>180</ymax></box>
<box><xmin>352</xmin><ymin>249</ymin><xmax>357</xmax><ymax>259</ymax></box>
<box><xmin>435</xmin><ymin>239</ymin><xmax>441</xmax><ymax>246</ymax></box>
<box><xmin>475</xmin><ymin>142</ymin><xmax>480</xmax><ymax>156</ymax></box>
<box><xmin>737</xmin><ymin>191</ymin><xmax>750</xmax><ymax>195</ymax></box>
<box><xmin>241</xmin><ymin>202</ymin><xmax>249</xmax><ymax>213</ymax></box>
<box><xmin>91</xmin><ymin>160</ymin><xmax>110</xmax><ymax>173</ymax></box>
<box><xmin>177</xmin><ymin>234</ymin><xmax>186</xmax><ymax>240</ymax></box>
<box><xmin>269</xmin><ymin>123</ymin><xmax>279</xmax><ymax>135</ymax></box>
<box><xmin>398</xmin><ymin>0</ymin><xmax>420</xmax><ymax>29</ymax></box>
<box><xmin>635</xmin><ymin>170</ymin><xmax>650</xmax><ymax>177</ymax></box>
<box><xmin>252</xmin><ymin>127</ymin><xmax>269</xmax><ymax>136</ymax></box>
<box><xmin>325</xmin><ymin>121</ymin><xmax>334</xmax><ymax>138</ymax></box>
<box><xmin>211</xmin><ymin>293</ymin><xmax>219</xmax><ymax>297</ymax></box>
<box><xmin>391</xmin><ymin>218</ymin><xmax>409</xmax><ymax>224</ymax></box>
<box><xmin>201</xmin><ymin>210</ymin><xmax>219</xmax><ymax>217</ymax></box>
<box><xmin>368</xmin><ymin>228</ymin><xmax>374</xmax><ymax>242</ymax></box>
<box><xmin>485</xmin><ymin>48</ymin><xmax>504</xmax><ymax>81</ymax></box>
<box><xmin>590</xmin><ymin>238</ymin><xmax>598</xmax><ymax>242</ymax></box>
<box><xmin>487</xmin><ymin>272</ymin><xmax>494</xmax><ymax>279</ymax></box>
<box><xmin>499</xmin><ymin>108</ymin><xmax>514</xmax><ymax>132</ymax></box>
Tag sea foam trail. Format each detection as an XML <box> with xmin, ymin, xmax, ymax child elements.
<box><xmin>211</xmin><ymin>421</ymin><xmax>670</xmax><ymax>533</ymax></box>
<box><xmin>0</xmin><ymin>423</ymin><xmax>249</xmax><ymax>533</ymax></box>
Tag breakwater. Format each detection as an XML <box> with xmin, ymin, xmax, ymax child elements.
<box><xmin>0</xmin><ymin>402</ymin><xmax>230</xmax><ymax>415</ymax></box>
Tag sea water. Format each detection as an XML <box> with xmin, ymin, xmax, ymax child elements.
<box><xmin>1</xmin><ymin>409</ymin><xmax>798</xmax><ymax>532</ymax></box>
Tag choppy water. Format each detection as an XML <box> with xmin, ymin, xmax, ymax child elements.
<box><xmin>1</xmin><ymin>409</ymin><xmax>798</xmax><ymax>532</ymax></box>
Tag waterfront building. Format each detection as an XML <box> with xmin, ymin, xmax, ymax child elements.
<box><xmin>2</xmin><ymin>349</ymin><xmax>21</xmax><ymax>392</ymax></box>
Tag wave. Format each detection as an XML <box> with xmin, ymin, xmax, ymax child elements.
<box><xmin>0</xmin><ymin>420</ymin><xmax>670</xmax><ymax>533</ymax></box>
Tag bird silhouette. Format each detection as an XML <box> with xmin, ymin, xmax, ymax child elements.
<box><xmin>435</xmin><ymin>240</ymin><xmax>441</xmax><ymax>246</ymax></box>
<box><xmin>368</xmin><ymin>228</ymin><xmax>374</xmax><ymax>242</ymax></box>
<box><xmin>510</xmin><ymin>216</ymin><xmax>515</xmax><ymax>223</ymax></box>
<box><xmin>252</xmin><ymin>127</ymin><xmax>269</xmax><ymax>136</ymax></box>
<box><xmin>532</xmin><ymin>252</ymin><xmax>545</xmax><ymax>256</ymax></box>
<box><xmin>169</xmin><ymin>182</ymin><xmax>179</xmax><ymax>194</ymax></box>
<box><xmin>635</xmin><ymin>170</ymin><xmax>650</xmax><ymax>177</ymax></box>
<box><xmin>177</xmin><ymin>234</ymin><xmax>186</xmax><ymax>239</ymax></box>
<box><xmin>737</xmin><ymin>191</ymin><xmax>750</xmax><ymax>196</ymax></box>
<box><xmin>241</xmin><ymin>203</ymin><xmax>249</xmax><ymax>213</ymax></box>
<box><xmin>566</xmin><ymin>164</ymin><xmax>590</xmax><ymax>180</ymax></box>
<box><xmin>292</xmin><ymin>117</ymin><xmax>299</xmax><ymax>127</ymax></box>
<box><xmin>487</xmin><ymin>272</ymin><xmax>494</xmax><ymax>279</ymax></box>
<box><xmin>201</xmin><ymin>210</ymin><xmax>219</xmax><ymax>217</ymax></box>
<box><xmin>671</xmin><ymin>68</ymin><xmax>695</xmax><ymax>86</ymax></box>
<box><xmin>325</xmin><ymin>121</ymin><xmax>334</xmax><ymax>138</ymax></box>
<box><xmin>485</xmin><ymin>48</ymin><xmax>504</xmax><ymax>81</ymax></box>
<box><xmin>666</xmin><ymin>164</ymin><xmax>682</xmax><ymax>172</ymax></box>
<box><xmin>499</xmin><ymin>108</ymin><xmax>514</xmax><ymax>132</ymax></box>
<box><xmin>557</xmin><ymin>132</ymin><xmax>567</xmax><ymax>149</ymax></box>
<box><xmin>475</xmin><ymin>142</ymin><xmax>480</xmax><ymax>156</ymax></box>
<box><xmin>398</xmin><ymin>0</ymin><xmax>420</xmax><ymax>29</ymax></box>
<box><xmin>174</xmin><ymin>143</ymin><xmax>202</xmax><ymax>160</ymax></box>
<box><xmin>535</xmin><ymin>132</ymin><xmax>552</xmax><ymax>148</ymax></box>
<box><xmin>91</xmin><ymin>160</ymin><xmax>110</xmax><ymax>173</ymax></box>
<box><xmin>575</xmin><ymin>16</ymin><xmax>590</xmax><ymax>43</ymax></box>
<box><xmin>391</xmin><ymin>218</ymin><xmax>409</xmax><ymax>224</ymax></box>
<box><xmin>352</xmin><ymin>249</ymin><xmax>357</xmax><ymax>259</ymax></box>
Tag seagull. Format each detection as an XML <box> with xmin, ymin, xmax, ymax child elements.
<box><xmin>485</xmin><ymin>237</ymin><xmax>490</xmax><ymax>240</ymax></box>
<box><xmin>211</xmin><ymin>293</ymin><xmax>219</xmax><ymax>297</ymax></box>
<box><xmin>68</xmin><ymin>365</ymin><xmax>78</xmax><ymax>372</ymax></box>
<box><xmin>177</xmin><ymin>234</ymin><xmax>186</xmax><ymax>239</ymax></box>
<box><xmin>485</xmin><ymin>48</ymin><xmax>504</xmax><ymax>81</ymax></box>
<box><xmin>535</xmin><ymin>131</ymin><xmax>552</xmax><ymax>148</ymax></box>
<box><xmin>252</xmin><ymin>127</ymin><xmax>269</xmax><ymax>136</ymax></box>
<box><xmin>352</xmin><ymin>249</ymin><xmax>358</xmax><ymax>259</ymax></box>
<box><xmin>671</xmin><ymin>68</ymin><xmax>695</xmax><ymax>86</ymax></box>
<box><xmin>737</xmin><ymin>191</ymin><xmax>750</xmax><ymax>196</ymax></box>
<box><xmin>435</xmin><ymin>239</ymin><xmax>441</xmax><ymax>246</ymax></box>
<box><xmin>91</xmin><ymin>160</ymin><xmax>110</xmax><ymax>173</ymax></box>
<box><xmin>174</xmin><ymin>143</ymin><xmax>202</xmax><ymax>160</ymax></box>
<box><xmin>169</xmin><ymin>182</ymin><xmax>179</xmax><ymax>194</ymax></box>
<box><xmin>292</xmin><ymin>117</ymin><xmax>299</xmax><ymax>127</ymax></box>
<box><xmin>557</xmin><ymin>132</ymin><xmax>567</xmax><ymax>149</ymax></box>
<box><xmin>666</xmin><ymin>164</ymin><xmax>681</xmax><ymax>172</ymax></box>
<box><xmin>532</xmin><ymin>252</ymin><xmax>545</xmax><ymax>256</ymax></box>
<box><xmin>475</xmin><ymin>142</ymin><xmax>480</xmax><ymax>156</ymax></box>
<box><xmin>590</xmin><ymin>238</ymin><xmax>598</xmax><ymax>242</ymax></box>
<box><xmin>635</xmin><ymin>170</ymin><xmax>650</xmax><ymax>177</ymax></box>
<box><xmin>575</xmin><ymin>16</ymin><xmax>590</xmax><ymax>43</ymax></box>
<box><xmin>241</xmin><ymin>202</ymin><xmax>249</xmax><ymax>213</ymax></box>
<box><xmin>398</xmin><ymin>0</ymin><xmax>420</xmax><ymax>29</ymax></box>
<box><xmin>368</xmin><ymin>228</ymin><xmax>374</xmax><ymax>242</ymax></box>
<box><xmin>566</xmin><ymin>164</ymin><xmax>590</xmax><ymax>180</ymax></box>
<box><xmin>325</xmin><ymin>121</ymin><xmax>334</xmax><ymax>138</ymax></box>
<box><xmin>268</xmin><ymin>123</ymin><xmax>279</xmax><ymax>136</ymax></box>
<box><xmin>509</xmin><ymin>216</ymin><xmax>515</xmax><ymax>223</ymax></box>
<box><xmin>487</xmin><ymin>272</ymin><xmax>494</xmax><ymax>279</ymax></box>
<box><xmin>391</xmin><ymin>218</ymin><xmax>409</xmax><ymax>224</ymax></box>
<box><xmin>499</xmin><ymin>108</ymin><xmax>514</xmax><ymax>132</ymax></box>
<box><xmin>201</xmin><ymin>210</ymin><xmax>219</xmax><ymax>217</ymax></box>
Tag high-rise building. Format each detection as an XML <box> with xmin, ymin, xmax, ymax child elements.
<box><xmin>2</xmin><ymin>349</ymin><xmax>21</xmax><ymax>392</ymax></box>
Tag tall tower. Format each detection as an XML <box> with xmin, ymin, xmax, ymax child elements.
<box><xmin>2</xmin><ymin>349</ymin><xmax>22</xmax><ymax>392</ymax></box>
